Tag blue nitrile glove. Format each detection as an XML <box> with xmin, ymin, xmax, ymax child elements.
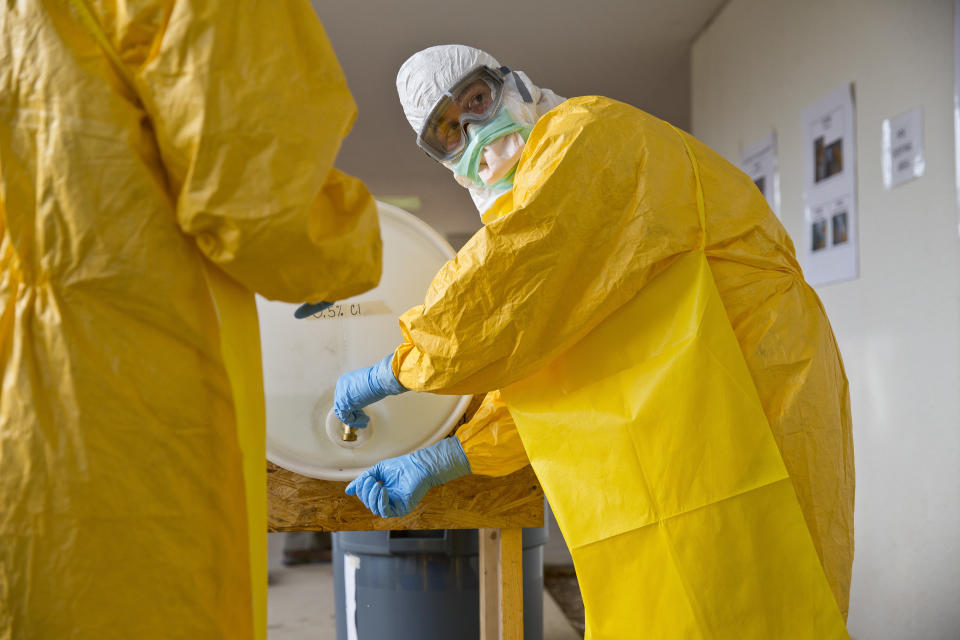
<box><xmin>334</xmin><ymin>353</ymin><xmax>407</xmax><ymax>428</ymax></box>
<box><xmin>345</xmin><ymin>438</ymin><xmax>471</xmax><ymax>518</ymax></box>
<box><xmin>294</xmin><ymin>301</ymin><xmax>333</xmax><ymax>318</ymax></box>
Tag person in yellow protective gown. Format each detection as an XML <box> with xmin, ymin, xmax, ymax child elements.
<box><xmin>339</xmin><ymin>45</ymin><xmax>854</xmax><ymax>638</ymax></box>
<box><xmin>0</xmin><ymin>2</ymin><xmax>381</xmax><ymax>638</ymax></box>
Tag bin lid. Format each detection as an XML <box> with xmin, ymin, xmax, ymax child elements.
<box><xmin>257</xmin><ymin>202</ymin><xmax>472</xmax><ymax>480</ymax></box>
<box><xmin>334</xmin><ymin>528</ymin><xmax>550</xmax><ymax>556</ymax></box>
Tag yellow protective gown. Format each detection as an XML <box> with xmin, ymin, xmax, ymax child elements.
<box><xmin>0</xmin><ymin>2</ymin><xmax>381</xmax><ymax>638</ymax></box>
<box><xmin>398</xmin><ymin>96</ymin><xmax>854</xmax><ymax>637</ymax></box>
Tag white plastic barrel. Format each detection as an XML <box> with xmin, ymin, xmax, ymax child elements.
<box><xmin>256</xmin><ymin>202</ymin><xmax>472</xmax><ymax>481</ymax></box>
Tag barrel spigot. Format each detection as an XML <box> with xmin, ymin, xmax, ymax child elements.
<box><xmin>341</xmin><ymin>423</ymin><xmax>358</xmax><ymax>442</ymax></box>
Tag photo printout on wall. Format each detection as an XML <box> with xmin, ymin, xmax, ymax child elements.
<box><xmin>802</xmin><ymin>84</ymin><xmax>859</xmax><ymax>286</ymax></box>
<box><xmin>740</xmin><ymin>132</ymin><xmax>781</xmax><ymax>218</ymax></box>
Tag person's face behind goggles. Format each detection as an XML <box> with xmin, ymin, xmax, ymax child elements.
<box><xmin>417</xmin><ymin>66</ymin><xmax>508</xmax><ymax>163</ymax></box>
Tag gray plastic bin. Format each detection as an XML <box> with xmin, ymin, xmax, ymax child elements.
<box><xmin>333</xmin><ymin>528</ymin><xmax>547</xmax><ymax>640</ymax></box>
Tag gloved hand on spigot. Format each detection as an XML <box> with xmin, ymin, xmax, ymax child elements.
<box><xmin>334</xmin><ymin>353</ymin><xmax>408</xmax><ymax>428</ymax></box>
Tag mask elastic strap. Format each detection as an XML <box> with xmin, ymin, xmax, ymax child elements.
<box><xmin>499</xmin><ymin>66</ymin><xmax>533</xmax><ymax>104</ymax></box>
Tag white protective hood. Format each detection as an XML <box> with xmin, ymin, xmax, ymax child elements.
<box><xmin>397</xmin><ymin>44</ymin><xmax>566</xmax><ymax>215</ymax></box>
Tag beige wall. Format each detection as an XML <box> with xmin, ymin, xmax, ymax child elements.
<box><xmin>692</xmin><ymin>1</ymin><xmax>959</xmax><ymax>638</ymax></box>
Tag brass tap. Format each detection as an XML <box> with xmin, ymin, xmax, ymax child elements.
<box><xmin>341</xmin><ymin>423</ymin><xmax>358</xmax><ymax>442</ymax></box>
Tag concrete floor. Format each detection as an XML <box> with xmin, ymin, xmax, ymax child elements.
<box><xmin>267</xmin><ymin>533</ymin><xmax>581</xmax><ymax>640</ymax></box>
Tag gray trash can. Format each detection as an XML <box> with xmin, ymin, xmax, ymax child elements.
<box><xmin>333</xmin><ymin>528</ymin><xmax>547</xmax><ymax>640</ymax></box>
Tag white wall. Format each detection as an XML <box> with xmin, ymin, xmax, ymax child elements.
<box><xmin>692</xmin><ymin>1</ymin><xmax>959</xmax><ymax>638</ymax></box>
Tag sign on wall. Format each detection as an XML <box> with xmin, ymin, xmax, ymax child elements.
<box><xmin>954</xmin><ymin>0</ymin><xmax>960</xmax><ymax>236</ymax></box>
<box><xmin>740</xmin><ymin>132</ymin><xmax>781</xmax><ymax>218</ymax></box>
<box><xmin>801</xmin><ymin>83</ymin><xmax>859</xmax><ymax>287</ymax></box>
<box><xmin>882</xmin><ymin>107</ymin><xmax>925</xmax><ymax>190</ymax></box>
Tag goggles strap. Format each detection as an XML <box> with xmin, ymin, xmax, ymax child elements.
<box><xmin>498</xmin><ymin>66</ymin><xmax>533</xmax><ymax>104</ymax></box>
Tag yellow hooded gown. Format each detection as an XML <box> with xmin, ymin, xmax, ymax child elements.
<box><xmin>394</xmin><ymin>96</ymin><xmax>854</xmax><ymax>638</ymax></box>
<box><xmin>0</xmin><ymin>2</ymin><xmax>381</xmax><ymax>637</ymax></box>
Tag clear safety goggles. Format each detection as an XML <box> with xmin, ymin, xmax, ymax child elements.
<box><xmin>417</xmin><ymin>65</ymin><xmax>531</xmax><ymax>163</ymax></box>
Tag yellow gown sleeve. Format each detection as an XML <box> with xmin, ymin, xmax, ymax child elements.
<box><xmin>454</xmin><ymin>391</ymin><xmax>529</xmax><ymax>477</ymax></box>
<box><xmin>133</xmin><ymin>0</ymin><xmax>382</xmax><ymax>303</ymax></box>
<box><xmin>393</xmin><ymin>97</ymin><xmax>701</xmax><ymax>394</ymax></box>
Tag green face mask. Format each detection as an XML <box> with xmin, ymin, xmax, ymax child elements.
<box><xmin>452</xmin><ymin>108</ymin><xmax>532</xmax><ymax>190</ymax></box>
